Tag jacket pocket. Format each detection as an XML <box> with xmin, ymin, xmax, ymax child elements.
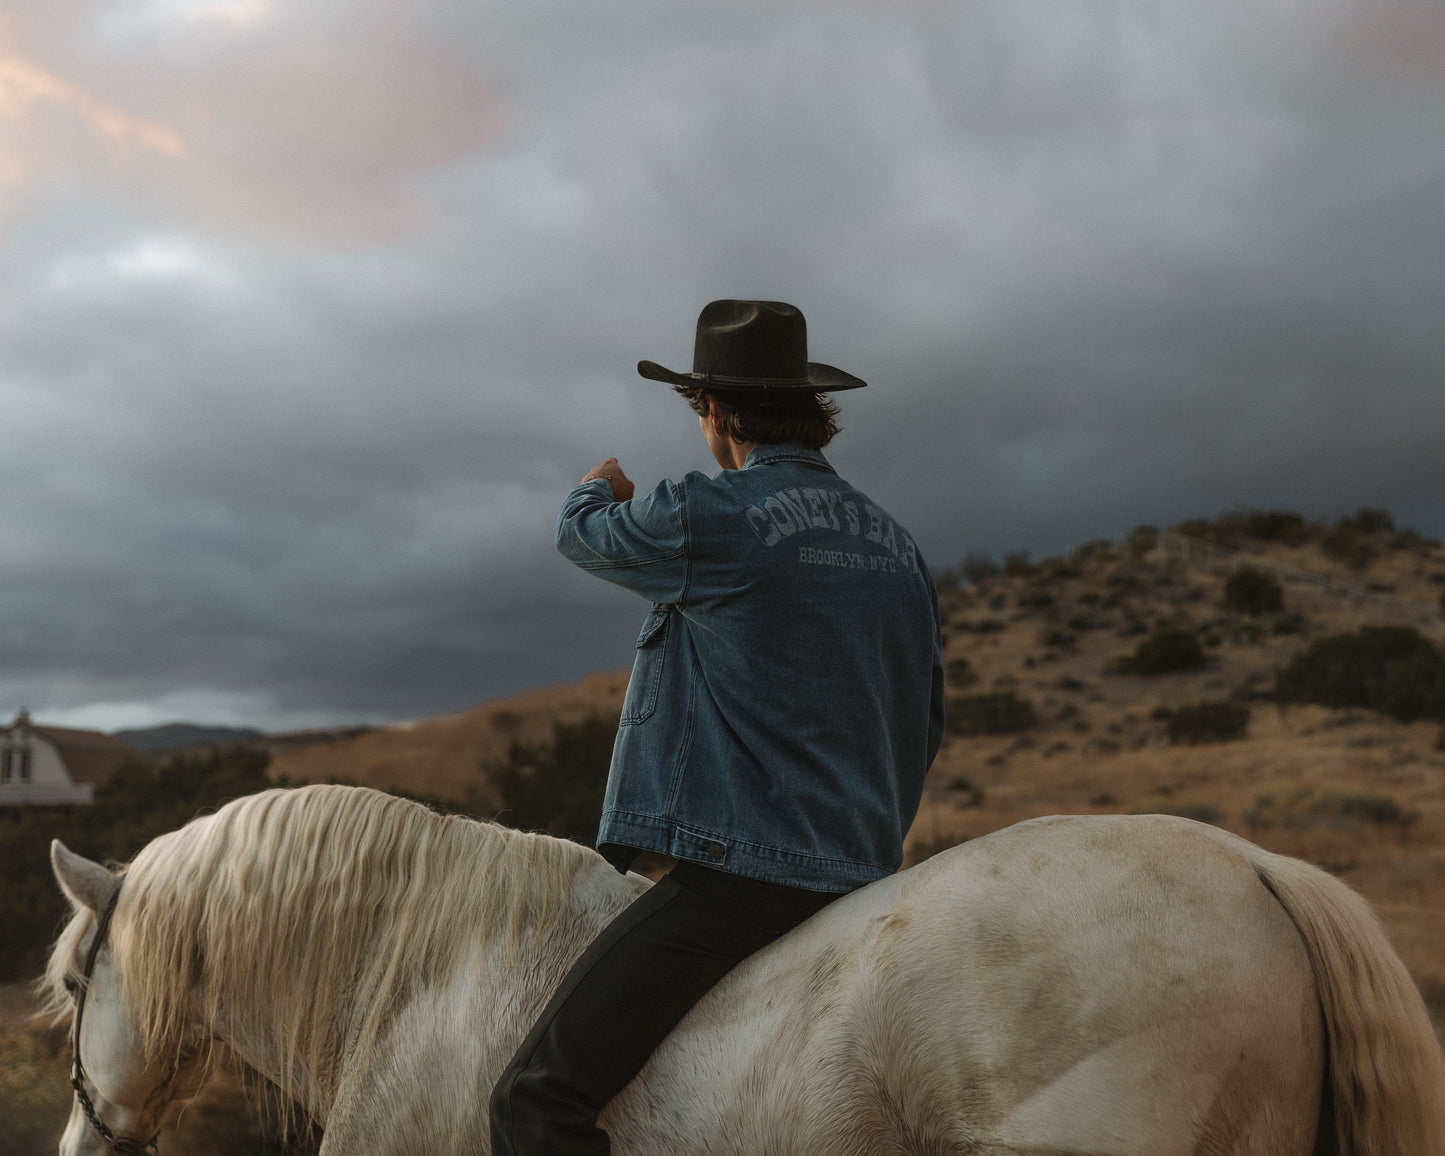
<box><xmin>619</xmin><ymin>605</ymin><xmax>670</xmax><ymax>726</ymax></box>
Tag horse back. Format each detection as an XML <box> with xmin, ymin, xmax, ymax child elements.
<box><xmin>613</xmin><ymin>814</ymin><xmax>1328</xmax><ymax>1155</ymax></box>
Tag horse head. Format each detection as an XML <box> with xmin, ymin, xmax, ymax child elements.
<box><xmin>49</xmin><ymin>841</ymin><xmax>206</xmax><ymax>1156</ymax></box>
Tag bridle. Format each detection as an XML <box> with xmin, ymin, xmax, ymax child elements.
<box><xmin>70</xmin><ymin>886</ymin><xmax>161</xmax><ymax>1156</ymax></box>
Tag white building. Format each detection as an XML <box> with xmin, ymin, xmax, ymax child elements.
<box><xmin>0</xmin><ymin>711</ymin><xmax>138</xmax><ymax>805</ymax></box>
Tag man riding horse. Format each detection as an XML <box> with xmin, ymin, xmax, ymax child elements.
<box><xmin>489</xmin><ymin>299</ymin><xmax>947</xmax><ymax>1155</ymax></box>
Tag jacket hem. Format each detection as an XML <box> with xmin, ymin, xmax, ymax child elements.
<box><xmin>598</xmin><ymin>809</ymin><xmax>893</xmax><ymax>891</ymax></box>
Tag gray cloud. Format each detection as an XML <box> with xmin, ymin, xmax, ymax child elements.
<box><xmin>2</xmin><ymin>0</ymin><xmax>1443</xmax><ymax>729</ymax></box>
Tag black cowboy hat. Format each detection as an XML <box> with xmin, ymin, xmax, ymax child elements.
<box><xmin>637</xmin><ymin>300</ymin><xmax>866</xmax><ymax>392</ymax></box>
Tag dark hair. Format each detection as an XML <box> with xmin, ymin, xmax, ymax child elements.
<box><xmin>674</xmin><ymin>385</ymin><xmax>841</xmax><ymax>449</ymax></box>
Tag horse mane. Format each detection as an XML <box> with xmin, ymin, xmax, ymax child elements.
<box><xmin>52</xmin><ymin>785</ymin><xmax>603</xmax><ymax>1116</ymax></box>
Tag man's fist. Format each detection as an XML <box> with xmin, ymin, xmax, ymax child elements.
<box><xmin>581</xmin><ymin>458</ymin><xmax>636</xmax><ymax>502</ymax></box>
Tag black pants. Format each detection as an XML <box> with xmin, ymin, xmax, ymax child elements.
<box><xmin>489</xmin><ymin>859</ymin><xmax>842</xmax><ymax>1155</ymax></box>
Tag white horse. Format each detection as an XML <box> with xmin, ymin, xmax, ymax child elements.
<box><xmin>42</xmin><ymin>783</ymin><xmax>1445</xmax><ymax>1155</ymax></box>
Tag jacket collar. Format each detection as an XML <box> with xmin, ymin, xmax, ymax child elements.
<box><xmin>742</xmin><ymin>444</ymin><xmax>836</xmax><ymax>473</ymax></box>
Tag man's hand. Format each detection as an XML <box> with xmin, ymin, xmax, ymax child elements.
<box><xmin>581</xmin><ymin>458</ymin><xmax>635</xmax><ymax>502</ymax></box>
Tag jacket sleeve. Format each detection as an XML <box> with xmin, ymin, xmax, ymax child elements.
<box><xmin>555</xmin><ymin>477</ymin><xmax>689</xmax><ymax>605</ymax></box>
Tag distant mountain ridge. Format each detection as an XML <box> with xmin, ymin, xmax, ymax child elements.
<box><xmin>113</xmin><ymin>723</ymin><xmax>267</xmax><ymax>753</ymax></box>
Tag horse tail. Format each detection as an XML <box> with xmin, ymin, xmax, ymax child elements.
<box><xmin>1250</xmin><ymin>848</ymin><xmax>1445</xmax><ymax>1156</ymax></box>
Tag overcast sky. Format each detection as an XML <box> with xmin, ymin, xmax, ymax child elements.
<box><xmin>3</xmin><ymin>0</ymin><xmax>1443</xmax><ymax>733</ymax></box>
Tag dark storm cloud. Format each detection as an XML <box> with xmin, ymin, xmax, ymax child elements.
<box><xmin>2</xmin><ymin>0</ymin><xmax>1443</xmax><ymax>729</ymax></box>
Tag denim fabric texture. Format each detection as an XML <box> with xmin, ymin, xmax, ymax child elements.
<box><xmin>556</xmin><ymin>445</ymin><xmax>945</xmax><ymax>891</ymax></box>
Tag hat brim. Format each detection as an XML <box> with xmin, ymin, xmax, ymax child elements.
<box><xmin>636</xmin><ymin>360</ymin><xmax>866</xmax><ymax>391</ymax></box>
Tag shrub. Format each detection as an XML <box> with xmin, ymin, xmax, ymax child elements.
<box><xmin>1320</xmin><ymin>509</ymin><xmax>1393</xmax><ymax>571</ymax></box>
<box><xmin>1127</xmin><ymin>525</ymin><xmax>1159</xmax><ymax>553</ymax></box>
<box><xmin>945</xmin><ymin>657</ymin><xmax>977</xmax><ymax>687</ymax></box>
<box><xmin>959</xmin><ymin>551</ymin><xmax>1002</xmax><ymax>583</ymax></box>
<box><xmin>946</xmin><ymin>776</ymin><xmax>985</xmax><ymax>806</ymax></box>
<box><xmin>1016</xmin><ymin>588</ymin><xmax>1055</xmax><ymax>611</ymax></box>
<box><xmin>1271</xmin><ymin>613</ymin><xmax>1305</xmax><ymax>636</ymax></box>
<box><xmin>1167</xmin><ymin>701</ymin><xmax>1251</xmax><ymax>745</ymax></box>
<box><xmin>1177</xmin><ymin>509</ymin><xmax>1311</xmax><ymax>549</ymax></box>
<box><xmin>1273</xmin><ymin>626</ymin><xmax>1445</xmax><ymax>722</ymax></box>
<box><xmin>1072</xmin><ymin>539</ymin><xmax>1115</xmax><ymax>562</ymax></box>
<box><xmin>0</xmin><ymin>747</ymin><xmax>276</xmax><ymax>982</ymax></box>
<box><xmin>1344</xmin><ymin>507</ymin><xmax>1396</xmax><ymax>534</ymax></box>
<box><xmin>489</xmin><ymin>715</ymin><xmax>617</xmax><ymax>843</ymax></box>
<box><xmin>1111</xmin><ymin>629</ymin><xmax>1207</xmax><ymax>675</ymax></box>
<box><xmin>1244</xmin><ymin>510</ymin><xmax>1308</xmax><ymax>543</ymax></box>
<box><xmin>1221</xmin><ymin>568</ymin><xmax>1285</xmax><ymax>615</ymax></box>
<box><xmin>947</xmin><ymin>691</ymin><xmax>1038</xmax><ymax>736</ymax></box>
<box><xmin>1244</xmin><ymin>786</ymin><xmax>1408</xmax><ymax>830</ymax></box>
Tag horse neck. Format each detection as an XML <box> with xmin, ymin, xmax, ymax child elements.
<box><xmin>205</xmin><ymin>836</ymin><xmax>651</xmax><ymax>1119</ymax></box>
<box><xmin>472</xmin><ymin>855</ymin><xmax>653</xmax><ymax>1072</ymax></box>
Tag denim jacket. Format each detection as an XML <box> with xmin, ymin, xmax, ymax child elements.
<box><xmin>556</xmin><ymin>445</ymin><xmax>945</xmax><ymax>891</ymax></box>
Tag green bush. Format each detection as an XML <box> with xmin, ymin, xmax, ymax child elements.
<box><xmin>1127</xmin><ymin>525</ymin><xmax>1159</xmax><ymax>553</ymax></box>
<box><xmin>1167</xmin><ymin>701</ymin><xmax>1251</xmax><ymax>745</ymax></box>
<box><xmin>1319</xmin><ymin>509</ymin><xmax>1394</xmax><ymax>571</ymax></box>
<box><xmin>1111</xmin><ymin>629</ymin><xmax>1207</xmax><ymax>675</ymax></box>
<box><xmin>0</xmin><ymin>747</ymin><xmax>276</xmax><ymax>983</ymax></box>
<box><xmin>945</xmin><ymin>776</ymin><xmax>984</xmax><ymax>806</ymax></box>
<box><xmin>1273</xmin><ymin>626</ymin><xmax>1445</xmax><ymax>722</ymax></box>
<box><xmin>1344</xmin><ymin>507</ymin><xmax>1396</xmax><ymax>534</ymax></box>
<box><xmin>955</xmin><ymin>618</ymin><xmax>1006</xmax><ymax>634</ymax></box>
<box><xmin>946</xmin><ymin>691</ymin><xmax>1038</xmax><ymax>736</ymax></box>
<box><xmin>944</xmin><ymin>657</ymin><xmax>977</xmax><ymax>687</ymax></box>
<box><xmin>959</xmin><ymin>552</ymin><xmax>1001</xmax><ymax>583</ymax></box>
<box><xmin>1016</xmin><ymin>588</ymin><xmax>1055</xmax><ymax>611</ymax></box>
<box><xmin>488</xmin><ymin>715</ymin><xmax>617</xmax><ymax>843</ymax></box>
<box><xmin>1177</xmin><ymin>509</ymin><xmax>1311</xmax><ymax>549</ymax></box>
<box><xmin>1221</xmin><ymin>568</ymin><xmax>1285</xmax><ymax>615</ymax></box>
<box><xmin>1072</xmin><ymin>539</ymin><xmax>1115</xmax><ymax>562</ymax></box>
<box><xmin>1271</xmin><ymin>613</ymin><xmax>1305</xmax><ymax>636</ymax></box>
<box><xmin>1244</xmin><ymin>786</ymin><xmax>1408</xmax><ymax>830</ymax></box>
<box><xmin>1244</xmin><ymin>510</ymin><xmax>1308</xmax><ymax>543</ymax></box>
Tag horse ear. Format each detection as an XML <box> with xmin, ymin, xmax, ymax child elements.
<box><xmin>51</xmin><ymin>840</ymin><xmax>120</xmax><ymax>914</ymax></box>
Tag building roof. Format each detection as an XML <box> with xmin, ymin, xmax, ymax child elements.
<box><xmin>2</xmin><ymin>717</ymin><xmax>139</xmax><ymax>785</ymax></box>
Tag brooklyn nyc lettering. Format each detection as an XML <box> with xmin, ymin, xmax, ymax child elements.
<box><xmin>797</xmin><ymin>547</ymin><xmax>900</xmax><ymax>573</ymax></box>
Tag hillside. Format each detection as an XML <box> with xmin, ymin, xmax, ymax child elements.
<box><xmin>266</xmin><ymin>670</ymin><xmax>630</xmax><ymax>806</ymax></box>
<box><xmin>915</xmin><ymin>514</ymin><xmax>1445</xmax><ymax>1034</ymax></box>
<box><xmin>269</xmin><ymin>510</ymin><xmax>1445</xmax><ymax>1031</ymax></box>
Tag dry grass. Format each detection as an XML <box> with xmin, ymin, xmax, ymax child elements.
<box><xmin>0</xmin><ymin>1020</ymin><xmax>70</xmax><ymax>1156</ymax></box>
<box><xmin>267</xmin><ymin>670</ymin><xmax>630</xmax><ymax>804</ymax></box>
<box><xmin>912</xmin><ymin>530</ymin><xmax>1445</xmax><ymax>1038</ymax></box>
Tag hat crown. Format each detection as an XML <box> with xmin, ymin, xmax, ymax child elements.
<box><xmin>635</xmin><ymin>299</ymin><xmax>865</xmax><ymax>391</ymax></box>
<box><xmin>692</xmin><ymin>300</ymin><xmax>809</xmax><ymax>382</ymax></box>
